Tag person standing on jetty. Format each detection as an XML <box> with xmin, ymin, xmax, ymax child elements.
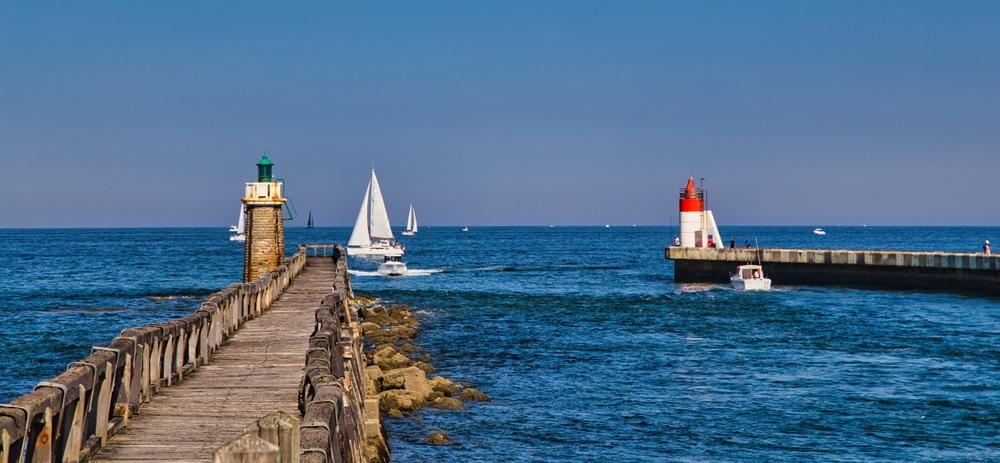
<box><xmin>985</xmin><ymin>240</ymin><xmax>991</xmax><ymax>255</ymax></box>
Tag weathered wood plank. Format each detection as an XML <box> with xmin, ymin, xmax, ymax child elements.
<box><xmin>90</xmin><ymin>259</ymin><xmax>336</xmax><ymax>463</ymax></box>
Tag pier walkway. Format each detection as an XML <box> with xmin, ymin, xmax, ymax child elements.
<box><xmin>0</xmin><ymin>245</ymin><xmax>383</xmax><ymax>463</ymax></box>
<box><xmin>90</xmin><ymin>257</ymin><xmax>336</xmax><ymax>462</ymax></box>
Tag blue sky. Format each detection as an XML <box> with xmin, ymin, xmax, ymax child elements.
<box><xmin>2</xmin><ymin>1</ymin><xmax>998</xmax><ymax>227</ymax></box>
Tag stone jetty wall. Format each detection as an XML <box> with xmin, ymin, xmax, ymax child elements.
<box><xmin>667</xmin><ymin>246</ymin><xmax>1000</xmax><ymax>295</ymax></box>
<box><xmin>0</xmin><ymin>248</ymin><xmax>308</xmax><ymax>463</ymax></box>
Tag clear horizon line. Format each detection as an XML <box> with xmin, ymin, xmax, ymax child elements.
<box><xmin>3</xmin><ymin>224</ymin><xmax>1000</xmax><ymax>230</ymax></box>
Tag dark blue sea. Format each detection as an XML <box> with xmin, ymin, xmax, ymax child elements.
<box><xmin>2</xmin><ymin>226</ymin><xmax>999</xmax><ymax>462</ymax></box>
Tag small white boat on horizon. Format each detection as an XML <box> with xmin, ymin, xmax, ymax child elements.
<box><xmin>347</xmin><ymin>169</ymin><xmax>405</xmax><ymax>257</ymax></box>
<box><xmin>813</xmin><ymin>228</ymin><xmax>827</xmax><ymax>235</ymax></box>
<box><xmin>402</xmin><ymin>204</ymin><xmax>418</xmax><ymax>236</ymax></box>
<box><xmin>378</xmin><ymin>256</ymin><xmax>407</xmax><ymax>276</ymax></box>
<box><xmin>229</xmin><ymin>204</ymin><xmax>246</xmax><ymax>242</ymax></box>
<box><xmin>462</xmin><ymin>226</ymin><xmax>469</xmax><ymax>232</ymax></box>
<box><xmin>730</xmin><ymin>264</ymin><xmax>772</xmax><ymax>291</ymax></box>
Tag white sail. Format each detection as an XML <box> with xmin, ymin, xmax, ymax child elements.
<box><xmin>348</xmin><ymin>178</ymin><xmax>372</xmax><ymax>247</ymax></box>
<box><xmin>236</xmin><ymin>204</ymin><xmax>246</xmax><ymax>234</ymax></box>
<box><xmin>405</xmin><ymin>204</ymin><xmax>418</xmax><ymax>233</ymax></box>
<box><xmin>368</xmin><ymin>169</ymin><xmax>394</xmax><ymax>240</ymax></box>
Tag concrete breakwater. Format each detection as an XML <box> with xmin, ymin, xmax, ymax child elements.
<box><xmin>355</xmin><ymin>298</ymin><xmax>491</xmax><ymax>446</ymax></box>
<box><xmin>667</xmin><ymin>246</ymin><xmax>1000</xmax><ymax>295</ymax></box>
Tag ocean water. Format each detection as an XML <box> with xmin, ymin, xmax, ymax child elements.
<box><xmin>2</xmin><ymin>226</ymin><xmax>999</xmax><ymax>462</ymax></box>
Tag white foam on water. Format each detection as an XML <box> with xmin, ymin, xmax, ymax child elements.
<box><xmin>405</xmin><ymin>268</ymin><xmax>444</xmax><ymax>276</ymax></box>
<box><xmin>675</xmin><ymin>283</ymin><xmax>724</xmax><ymax>293</ymax></box>
<box><xmin>347</xmin><ymin>270</ymin><xmax>381</xmax><ymax>277</ymax></box>
<box><xmin>348</xmin><ymin>268</ymin><xmax>444</xmax><ymax>277</ymax></box>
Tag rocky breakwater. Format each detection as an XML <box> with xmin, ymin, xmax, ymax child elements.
<box><xmin>355</xmin><ymin>298</ymin><xmax>491</xmax><ymax>445</ymax></box>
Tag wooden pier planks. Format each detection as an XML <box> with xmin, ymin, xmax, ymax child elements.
<box><xmin>90</xmin><ymin>257</ymin><xmax>336</xmax><ymax>463</ymax></box>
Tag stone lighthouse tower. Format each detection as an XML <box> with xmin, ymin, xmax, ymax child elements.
<box><xmin>242</xmin><ymin>155</ymin><xmax>287</xmax><ymax>282</ymax></box>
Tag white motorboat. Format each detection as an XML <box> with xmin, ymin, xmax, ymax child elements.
<box><xmin>229</xmin><ymin>204</ymin><xmax>246</xmax><ymax>241</ymax></box>
<box><xmin>813</xmin><ymin>228</ymin><xmax>827</xmax><ymax>235</ymax></box>
<box><xmin>347</xmin><ymin>169</ymin><xmax>405</xmax><ymax>257</ymax></box>
<box><xmin>730</xmin><ymin>264</ymin><xmax>772</xmax><ymax>291</ymax></box>
<box><xmin>462</xmin><ymin>226</ymin><xmax>469</xmax><ymax>232</ymax></box>
<box><xmin>378</xmin><ymin>256</ymin><xmax>407</xmax><ymax>276</ymax></box>
<box><xmin>402</xmin><ymin>204</ymin><xmax>418</xmax><ymax>236</ymax></box>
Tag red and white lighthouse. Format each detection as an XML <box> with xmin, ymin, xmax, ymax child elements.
<box><xmin>678</xmin><ymin>177</ymin><xmax>723</xmax><ymax>248</ymax></box>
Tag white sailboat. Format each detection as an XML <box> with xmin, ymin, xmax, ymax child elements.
<box><xmin>229</xmin><ymin>204</ymin><xmax>246</xmax><ymax>242</ymax></box>
<box><xmin>347</xmin><ymin>169</ymin><xmax>404</xmax><ymax>257</ymax></box>
<box><xmin>402</xmin><ymin>204</ymin><xmax>418</xmax><ymax>236</ymax></box>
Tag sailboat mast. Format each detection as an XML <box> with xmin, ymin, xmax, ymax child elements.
<box><xmin>368</xmin><ymin>170</ymin><xmax>375</xmax><ymax>237</ymax></box>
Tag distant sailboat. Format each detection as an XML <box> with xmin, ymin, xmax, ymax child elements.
<box><xmin>229</xmin><ymin>204</ymin><xmax>246</xmax><ymax>242</ymax></box>
<box><xmin>462</xmin><ymin>226</ymin><xmax>469</xmax><ymax>232</ymax></box>
<box><xmin>306</xmin><ymin>211</ymin><xmax>314</xmax><ymax>228</ymax></box>
<box><xmin>402</xmin><ymin>204</ymin><xmax>417</xmax><ymax>236</ymax></box>
<box><xmin>347</xmin><ymin>169</ymin><xmax>404</xmax><ymax>257</ymax></box>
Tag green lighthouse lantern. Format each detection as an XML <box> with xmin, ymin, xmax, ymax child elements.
<box><xmin>257</xmin><ymin>154</ymin><xmax>274</xmax><ymax>182</ymax></box>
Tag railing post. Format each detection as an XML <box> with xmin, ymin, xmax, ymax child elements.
<box><xmin>32</xmin><ymin>407</ymin><xmax>53</xmax><ymax>463</ymax></box>
<box><xmin>213</xmin><ymin>434</ymin><xmax>280</xmax><ymax>463</ymax></box>
<box><xmin>62</xmin><ymin>385</ymin><xmax>86</xmax><ymax>463</ymax></box>
<box><xmin>94</xmin><ymin>361</ymin><xmax>114</xmax><ymax>446</ymax></box>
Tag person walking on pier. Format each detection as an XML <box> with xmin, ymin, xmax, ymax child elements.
<box><xmin>985</xmin><ymin>240</ymin><xmax>991</xmax><ymax>255</ymax></box>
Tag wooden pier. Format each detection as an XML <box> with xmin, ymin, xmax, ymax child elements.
<box><xmin>667</xmin><ymin>246</ymin><xmax>1000</xmax><ymax>295</ymax></box>
<box><xmin>0</xmin><ymin>244</ymin><xmax>386</xmax><ymax>463</ymax></box>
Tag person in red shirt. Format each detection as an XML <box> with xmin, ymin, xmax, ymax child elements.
<box><xmin>985</xmin><ymin>240</ymin><xmax>991</xmax><ymax>255</ymax></box>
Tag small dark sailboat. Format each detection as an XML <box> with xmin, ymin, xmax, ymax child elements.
<box><xmin>306</xmin><ymin>211</ymin><xmax>314</xmax><ymax>228</ymax></box>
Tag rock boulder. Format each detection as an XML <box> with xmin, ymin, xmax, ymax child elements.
<box><xmin>459</xmin><ymin>388</ymin><xmax>491</xmax><ymax>402</ymax></box>
<box><xmin>431</xmin><ymin>397</ymin><xmax>464</xmax><ymax>410</ymax></box>
<box><xmin>428</xmin><ymin>431</ymin><xmax>451</xmax><ymax>445</ymax></box>
<box><xmin>372</xmin><ymin>346</ymin><xmax>410</xmax><ymax>370</ymax></box>
<box><xmin>382</xmin><ymin>366</ymin><xmax>433</xmax><ymax>403</ymax></box>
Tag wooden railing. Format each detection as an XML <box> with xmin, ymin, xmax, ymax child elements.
<box><xmin>298</xmin><ymin>245</ymin><xmax>371</xmax><ymax>463</ymax></box>
<box><xmin>214</xmin><ymin>244</ymin><xmax>384</xmax><ymax>463</ymax></box>
<box><xmin>0</xmin><ymin>250</ymin><xmax>308</xmax><ymax>463</ymax></box>
<box><xmin>213</xmin><ymin>412</ymin><xmax>300</xmax><ymax>463</ymax></box>
<box><xmin>301</xmin><ymin>244</ymin><xmax>342</xmax><ymax>258</ymax></box>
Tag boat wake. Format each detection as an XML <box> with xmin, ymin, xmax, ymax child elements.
<box><xmin>461</xmin><ymin>265</ymin><xmax>516</xmax><ymax>272</ymax></box>
<box><xmin>348</xmin><ymin>268</ymin><xmax>444</xmax><ymax>277</ymax></box>
<box><xmin>674</xmin><ymin>283</ymin><xmax>727</xmax><ymax>293</ymax></box>
<box><xmin>461</xmin><ymin>263</ymin><xmax>625</xmax><ymax>273</ymax></box>
<box><xmin>405</xmin><ymin>268</ymin><xmax>444</xmax><ymax>276</ymax></box>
